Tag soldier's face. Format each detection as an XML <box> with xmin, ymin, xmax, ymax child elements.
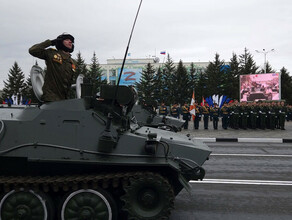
<box><xmin>63</xmin><ymin>39</ymin><xmax>73</xmax><ymax>49</ymax></box>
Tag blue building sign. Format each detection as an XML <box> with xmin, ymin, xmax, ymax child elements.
<box><xmin>118</xmin><ymin>68</ymin><xmax>142</xmax><ymax>86</ymax></box>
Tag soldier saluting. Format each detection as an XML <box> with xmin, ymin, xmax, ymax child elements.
<box><xmin>29</xmin><ymin>33</ymin><xmax>77</xmax><ymax>102</ymax></box>
<box><xmin>181</xmin><ymin>102</ymin><xmax>190</xmax><ymax>129</ymax></box>
<box><xmin>210</xmin><ymin>103</ymin><xmax>220</xmax><ymax>129</ymax></box>
<box><xmin>220</xmin><ymin>102</ymin><xmax>229</xmax><ymax>129</ymax></box>
<box><xmin>193</xmin><ymin>102</ymin><xmax>201</xmax><ymax>129</ymax></box>
<box><xmin>158</xmin><ymin>101</ymin><xmax>168</xmax><ymax>116</ymax></box>
<box><xmin>202</xmin><ymin>102</ymin><xmax>210</xmax><ymax>129</ymax></box>
<box><xmin>170</xmin><ymin>103</ymin><xmax>180</xmax><ymax>119</ymax></box>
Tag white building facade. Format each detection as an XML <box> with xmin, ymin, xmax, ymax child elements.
<box><xmin>99</xmin><ymin>58</ymin><xmax>210</xmax><ymax>85</ymax></box>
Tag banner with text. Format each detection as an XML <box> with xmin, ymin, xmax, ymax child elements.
<box><xmin>118</xmin><ymin>68</ymin><xmax>142</xmax><ymax>86</ymax></box>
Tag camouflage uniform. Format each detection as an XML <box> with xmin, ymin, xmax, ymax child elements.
<box><xmin>29</xmin><ymin>40</ymin><xmax>76</xmax><ymax>102</ymax></box>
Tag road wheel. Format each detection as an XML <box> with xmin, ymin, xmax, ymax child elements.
<box><xmin>122</xmin><ymin>172</ymin><xmax>174</xmax><ymax>220</ymax></box>
<box><xmin>0</xmin><ymin>189</ymin><xmax>54</xmax><ymax>220</ymax></box>
<box><xmin>60</xmin><ymin>188</ymin><xmax>117</xmax><ymax>220</ymax></box>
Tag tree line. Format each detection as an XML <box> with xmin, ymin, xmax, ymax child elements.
<box><xmin>136</xmin><ymin>48</ymin><xmax>292</xmax><ymax>105</ymax></box>
<box><xmin>1</xmin><ymin>48</ymin><xmax>292</xmax><ymax>105</ymax></box>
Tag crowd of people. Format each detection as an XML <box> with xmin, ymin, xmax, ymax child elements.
<box><xmin>158</xmin><ymin>100</ymin><xmax>292</xmax><ymax>130</ymax></box>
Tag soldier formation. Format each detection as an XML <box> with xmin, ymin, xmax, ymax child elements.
<box><xmin>221</xmin><ymin>100</ymin><xmax>290</xmax><ymax>130</ymax></box>
<box><xmin>158</xmin><ymin>100</ymin><xmax>292</xmax><ymax>130</ymax></box>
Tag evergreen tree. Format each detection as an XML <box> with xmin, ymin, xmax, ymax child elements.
<box><xmin>75</xmin><ymin>52</ymin><xmax>88</xmax><ymax>81</ymax></box>
<box><xmin>1</xmin><ymin>62</ymin><xmax>26</xmax><ymax>104</ymax></box>
<box><xmin>135</xmin><ymin>63</ymin><xmax>156</xmax><ymax>104</ymax></box>
<box><xmin>205</xmin><ymin>53</ymin><xmax>225</xmax><ymax>97</ymax></box>
<box><xmin>189</xmin><ymin>62</ymin><xmax>198</xmax><ymax>99</ymax></box>
<box><xmin>162</xmin><ymin>54</ymin><xmax>176</xmax><ymax>105</ymax></box>
<box><xmin>152</xmin><ymin>67</ymin><xmax>164</xmax><ymax>104</ymax></box>
<box><xmin>280</xmin><ymin>67</ymin><xmax>292</xmax><ymax>104</ymax></box>
<box><xmin>172</xmin><ymin>60</ymin><xmax>190</xmax><ymax>105</ymax></box>
<box><xmin>196</xmin><ymin>68</ymin><xmax>208</xmax><ymax>103</ymax></box>
<box><xmin>68</xmin><ymin>52</ymin><xmax>88</xmax><ymax>98</ymax></box>
<box><xmin>239</xmin><ymin>48</ymin><xmax>258</xmax><ymax>75</ymax></box>
<box><xmin>258</xmin><ymin>61</ymin><xmax>275</xmax><ymax>73</ymax></box>
<box><xmin>21</xmin><ymin>76</ymin><xmax>38</xmax><ymax>104</ymax></box>
<box><xmin>88</xmin><ymin>52</ymin><xmax>106</xmax><ymax>94</ymax></box>
<box><xmin>224</xmin><ymin>53</ymin><xmax>240</xmax><ymax>99</ymax></box>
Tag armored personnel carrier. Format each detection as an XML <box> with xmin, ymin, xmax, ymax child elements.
<box><xmin>0</xmin><ymin>82</ymin><xmax>211</xmax><ymax>220</ymax></box>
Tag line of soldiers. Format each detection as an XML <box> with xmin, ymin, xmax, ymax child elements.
<box><xmin>158</xmin><ymin>100</ymin><xmax>292</xmax><ymax>130</ymax></box>
<box><xmin>220</xmin><ymin>100</ymin><xmax>290</xmax><ymax>130</ymax></box>
<box><xmin>192</xmin><ymin>102</ymin><xmax>220</xmax><ymax>130</ymax></box>
<box><xmin>158</xmin><ymin>102</ymin><xmax>190</xmax><ymax>129</ymax></box>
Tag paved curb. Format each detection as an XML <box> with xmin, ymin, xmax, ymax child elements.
<box><xmin>193</xmin><ymin>137</ymin><xmax>292</xmax><ymax>143</ymax></box>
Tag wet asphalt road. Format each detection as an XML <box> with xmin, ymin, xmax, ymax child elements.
<box><xmin>170</xmin><ymin>142</ymin><xmax>292</xmax><ymax>220</ymax></box>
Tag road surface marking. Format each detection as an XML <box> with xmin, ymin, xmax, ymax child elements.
<box><xmin>211</xmin><ymin>153</ymin><xmax>292</xmax><ymax>157</ymax></box>
<box><xmin>191</xmin><ymin>179</ymin><xmax>292</xmax><ymax>186</ymax></box>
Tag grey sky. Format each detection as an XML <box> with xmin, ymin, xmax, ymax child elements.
<box><xmin>1</xmin><ymin>0</ymin><xmax>291</xmax><ymax>89</ymax></box>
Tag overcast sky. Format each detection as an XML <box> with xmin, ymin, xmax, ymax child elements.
<box><xmin>1</xmin><ymin>0</ymin><xmax>292</xmax><ymax>89</ymax></box>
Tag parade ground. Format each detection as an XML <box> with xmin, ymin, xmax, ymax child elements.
<box><xmin>180</xmin><ymin>120</ymin><xmax>292</xmax><ymax>139</ymax></box>
<box><xmin>173</xmin><ymin>120</ymin><xmax>292</xmax><ymax>220</ymax></box>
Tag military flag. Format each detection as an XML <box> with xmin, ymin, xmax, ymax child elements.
<box><xmin>189</xmin><ymin>90</ymin><xmax>196</xmax><ymax>119</ymax></box>
<box><xmin>201</xmin><ymin>96</ymin><xmax>205</xmax><ymax>106</ymax></box>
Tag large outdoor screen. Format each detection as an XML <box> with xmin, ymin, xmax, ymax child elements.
<box><xmin>240</xmin><ymin>73</ymin><xmax>280</xmax><ymax>102</ymax></box>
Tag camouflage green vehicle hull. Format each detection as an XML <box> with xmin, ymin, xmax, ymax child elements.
<box><xmin>0</xmin><ymin>97</ymin><xmax>210</xmax><ymax>220</ymax></box>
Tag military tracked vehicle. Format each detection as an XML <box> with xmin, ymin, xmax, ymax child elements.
<box><xmin>131</xmin><ymin>104</ymin><xmax>185</xmax><ymax>132</ymax></box>
<box><xmin>0</xmin><ymin>82</ymin><xmax>211</xmax><ymax>220</ymax></box>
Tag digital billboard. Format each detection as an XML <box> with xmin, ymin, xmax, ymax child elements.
<box><xmin>118</xmin><ymin>68</ymin><xmax>142</xmax><ymax>86</ymax></box>
<box><xmin>240</xmin><ymin>73</ymin><xmax>280</xmax><ymax>102</ymax></box>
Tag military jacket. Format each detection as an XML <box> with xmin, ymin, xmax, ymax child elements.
<box><xmin>194</xmin><ymin>106</ymin><xmax>201</xmax><ymax>115</ymax></box>
<box><xmin>170</xmin><ymin>106</ymin><xmax>180</xmax><ymax>117</ymax></box>
<box><xmin>180</xmin><ymin>106</ymin><xmax>189</xmax><ymax>121</ymax></box>
<box><xmin>280</xmin><ymin>106</ymin><xmax>287</xmax><ymax>113</ymax></box>
<box><xmin>29</xmin><ymin>40</ymin><xmax>77</xmax><ymax>102</ymax></box>
<box><xmin>181</xmin><ymin>106</ymin><xmax>189</xmax><ymax>115</ymax></box>
<box><xmin>268</xmin><ymin>106</ymin><xmax>276</xmax><ymax>114</ymax></box>
<box><xmin>210</xmin><ymin>107</ymin><xmax>220</xmax><ymax>117</ymax></box>
<box><xmin>220</xmin><ymin>106</ymin><xmax>229</xmax><ymax>115</ymax></box>
<box><xmin>249</xmin><ymin>106</ymin><xmax>256</xmax><ymax>114</ymax></box>
<box><xmin>239</xmin><ymin>106</ymin><xmax>248</xmax><ymax>114</ymax></box>
<box><xmin>202</xmin><ymin>106</ymin><xmax>210</xmax><ymax>115</ymax></box>
<box><xmin>232</xmin><ymin>105</ymin><xmax>240</xmax><ymax>113</ymax></box>
<box><xmin>159</xmin><ymin>106</ymin><xmax>168</xmax><ymax>115</ymax></box>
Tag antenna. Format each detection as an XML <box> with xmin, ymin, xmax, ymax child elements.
<box><xmin>113</xmin><ymin>0</ymin><xmax>143</xmax><ymax>102</ymax></box>
<box><xmin>99</xmin><ymin>0</ymin><xmax>143</xmax><ymax>153</ymax></box>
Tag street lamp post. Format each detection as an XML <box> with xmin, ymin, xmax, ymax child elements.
<box><xmin>255</xmin><ymin>49</ymin><xmax>275</xmax><ymax>73</ymax></box>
